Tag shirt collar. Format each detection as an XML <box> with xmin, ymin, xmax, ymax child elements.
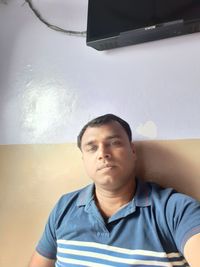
<box><xmin>76</xmin><ymin>183</ymin><xmax>94</xmax><ymax>207</ymax></box>
<box><xmin>77</xmin><ymin>178</ymin><xmax>152</xmax><ymax>208</ymax></box>
<box><xmin>134</xmin><ymin>178</ymin><xmax>152</xmax><ymax>207</ymax></box>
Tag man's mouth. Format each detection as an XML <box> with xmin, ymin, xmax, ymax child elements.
<box><xmin>98</xmin><ymin>164</ymin><xmax>115</xmax><ymax>171</ymax></box>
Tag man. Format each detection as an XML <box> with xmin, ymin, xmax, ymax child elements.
<box><xmin>29</xmin><ymin>114</ymin><xmax>200</xmax><ymax>267</ymax></box>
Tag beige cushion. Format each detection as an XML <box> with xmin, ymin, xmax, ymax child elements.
<box><xmin>0</xmin><ymin>140</ymin><xmax>200</xmax><ymax>267</ymax></box>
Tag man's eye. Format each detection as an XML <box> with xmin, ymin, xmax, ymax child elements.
<box><xmin>88</xmin><ymin>146</ymin><xmax>97</xmax><ymax>152</ymax></box>
<box><xmin>111</xmin><ymin>140</ymin><xmax>121</xmax><ymax>146</ymax></box>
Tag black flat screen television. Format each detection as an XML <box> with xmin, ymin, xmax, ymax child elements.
<box><xmin>86</xmin><ymin>0</ymin><xmax>200</xmax><ymax>50</ymax></box>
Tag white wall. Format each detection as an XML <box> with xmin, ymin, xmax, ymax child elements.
<box><xmin>0</xmin><ymin>0</ymin><xmax>200</xmax><ymax>144</ymax></box>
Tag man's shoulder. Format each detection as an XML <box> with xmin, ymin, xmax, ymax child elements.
<box><xmin>46</xmin><ymin>184</ymin><xmax>93</xmax><ymax>228</ymax></box>
<box><xmin>56</xmin><ymin>184</ymin><xmax>93</xmax><ymax>208</ymax></box>
<box><xmin>142</xmin><ymin>179</ymin><xmax>199</xmax><ymax>208</ymax></box>
<box><xmin>136</xmin><ymin>178</ymin><xmax>174</xmax><ymax>201</ymax></box>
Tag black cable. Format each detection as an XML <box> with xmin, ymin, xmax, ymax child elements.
<box><xmin>25</xmin><ymin>0</ymin><xmax>86</xmax><ymax>37</ymax></box>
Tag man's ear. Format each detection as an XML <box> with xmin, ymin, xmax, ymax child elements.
<box><xmin>131</xmin><ymin>142</ymin><xmax>137</xmax><ymax>157</ymax></box>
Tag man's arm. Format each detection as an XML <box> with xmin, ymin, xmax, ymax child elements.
<box><xmin>184</xmin><ymin>233</ymin><xmax>200</xmax><ymax>267</ymax></box>
<box><xmin>28</xmin><ymin>251</ymin><xmax>55</xmax><ymax>267</ymax></box>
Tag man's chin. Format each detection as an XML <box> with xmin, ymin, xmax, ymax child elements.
<box><xmin>95</xmin><ymin>177</ymin><xmax>123</xmax><ymax>190</ymax></box>
<box><xmin>93</xmin><ymin>174</ymin><xmax>135</xmax><ymax>192</ymax></box>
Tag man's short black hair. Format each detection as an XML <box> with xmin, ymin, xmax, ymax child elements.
<box><xmin>77</xmin><ymin>114</ymin><xmax>132</xmax><ymax>149</ymax></box>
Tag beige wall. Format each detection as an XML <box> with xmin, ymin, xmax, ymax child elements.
<box><xmin>0</xmin><ymin>140</ymin><xmax>200</xmax><ymax>267</ymax></box>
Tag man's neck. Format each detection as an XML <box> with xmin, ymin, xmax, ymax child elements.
<box><xmin>94</xmin><ymin>179</ymin><xmax>136</xmax><ymax>219</ymax></box>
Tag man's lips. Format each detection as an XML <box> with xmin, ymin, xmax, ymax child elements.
<box><xmin>97</xmin><ymin>164</ymin><xmax>116</xmax><ymax>171</ymax></box>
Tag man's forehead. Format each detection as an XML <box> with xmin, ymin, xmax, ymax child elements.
<box><xmin>81</xmin><ymin>122</ymin><xmax>126</xmax><ymax>142</ymax></box>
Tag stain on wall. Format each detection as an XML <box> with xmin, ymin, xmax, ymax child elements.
<box><xmin>136</xmin><ymin>120</ymin><xmax>158</xmax><ymax>139</ymax></box>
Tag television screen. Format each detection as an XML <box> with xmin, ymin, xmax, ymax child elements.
<box><xmin>87</xmin><ymin>0</ymin><xmax>200</xmax><ymax>41</ymax></box>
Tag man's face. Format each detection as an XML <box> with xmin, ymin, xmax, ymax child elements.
<box><xmin>81</xmin><ymin>121</ymin><xmax>136</xmax><ymax>191</ymax></box>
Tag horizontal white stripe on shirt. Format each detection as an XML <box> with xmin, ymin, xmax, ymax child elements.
<box><xmin>56</xmin><ymin>240</ymin><xmax>188</xmax><ymax>267</ymax></box>
<box><xmin>57</xmin><ymin>240</ymin><xmax>181</xmax><ymax>258</ymax></box>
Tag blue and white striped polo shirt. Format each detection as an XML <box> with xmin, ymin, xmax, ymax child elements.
<box><xmin>36</xmin><ymin>179</ymin><xmax>200</xmax><ymax>267</ymax></box>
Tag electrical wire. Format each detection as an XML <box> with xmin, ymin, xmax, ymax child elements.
<box><xmin>25</xmin><ymin>0</ymin><xmax>86</xmax><ymax>37</ymax></box>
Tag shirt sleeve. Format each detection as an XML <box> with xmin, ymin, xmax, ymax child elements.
<box><xmin>166</xmin><ymin>192</ymin><xmax>200</xmax><ymax>254</ymax></box>
<box><xmin>36</xmin><ymin>201</ymin><xmax>60</xmax><ymax>260</ymax></box>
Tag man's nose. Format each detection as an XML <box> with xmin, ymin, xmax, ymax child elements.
<box><xmin>98</xmin><ymin>145</ymin><xmax>111</xmax><ymax>160</ymax></box>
